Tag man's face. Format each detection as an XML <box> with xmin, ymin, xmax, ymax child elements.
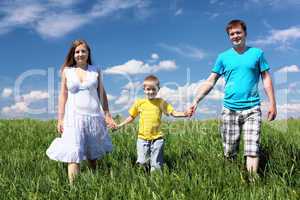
<box><xmin>144</xmin><ymin>84</ymin><xmax>159</xmax><ymax>99</ymax></box>
<box><xmin>228</xmin><ymin>25</ymin><xmax>246</xmax><ymax>48</ymax></box>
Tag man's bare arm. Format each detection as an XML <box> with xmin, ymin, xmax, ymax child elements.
<box><xmin>261</xmin><ymin>71</ymin><xmax>277</xmax><ymax>121</ymax></box>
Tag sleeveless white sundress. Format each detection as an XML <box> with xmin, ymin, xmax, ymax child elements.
<box><xmin>46</xmin><ymin>65</ymin><xmax>113</xmax><ymax>163</ymax></box>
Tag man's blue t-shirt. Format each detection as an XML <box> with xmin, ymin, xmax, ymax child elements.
<box><xmin>212</xmin><ymin>47</ymin><xmax>269</xmax><ymax>110</ymax></box>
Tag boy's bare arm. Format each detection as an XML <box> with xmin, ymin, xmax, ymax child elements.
<box><xmin>117</xmin><ymin>116</ymin><xmax>135</xmax><ymax>128</ymax></box>
<box><xmin>170</xmin><ymin>110</ymin><xmax>189</xmax><ymax>118</ymax></box>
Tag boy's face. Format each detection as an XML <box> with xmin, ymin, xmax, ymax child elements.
<box><xmin>144</xmin><ymin>82</ymin><xmax>159</xmax><ymax>99</ymax></box>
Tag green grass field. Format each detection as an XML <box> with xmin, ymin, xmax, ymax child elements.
<box><xmin>0</xmin><ymin>119</ymin><xmax>299</xmax><ymax>200</ymax></box>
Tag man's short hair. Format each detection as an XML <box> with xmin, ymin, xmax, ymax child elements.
<box><xmin>226</xmin><ymin>19</ymin><xmax>247</xmax><ymax>35</ymax></box>
<box><xmin>143</xmin><ymin>75</ymin><xmax>160</xmax><ymax>88</ymax></box>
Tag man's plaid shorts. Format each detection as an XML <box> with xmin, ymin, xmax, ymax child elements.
<box><xmin>220</xmin><ymin>106</ymin><xmax>262</xmax><ymax>157</ymax></box>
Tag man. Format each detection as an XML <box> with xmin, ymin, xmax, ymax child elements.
<box><xmin>189</xmin><ymin>19</ymin><xmax>277</xmax><ymax>174</ymax></box>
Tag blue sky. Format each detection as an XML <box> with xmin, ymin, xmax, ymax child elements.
<box><xmin>0</xmin><ymin>0</ymin><xmax>300</xmax><ymax>120</ymax></box>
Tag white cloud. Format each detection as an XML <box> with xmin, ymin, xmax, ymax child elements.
<box><xmin>114</xmin><ymin>94</ymin><xmax>130</xmax><ymax>105</ymax></box>
<box><xmin>104</xmin><ymin>60</ymin><xmax>150</xmax><ymax>75</ymax></box>
<box><xmin>113</xmin><ymin>81</ymin><xmax>142</xmax><ymax>109</ymax></box>
<box><xmin>1</xmin><ymin>88</ymin><xmax>13</xmax><ymax>98</ymax></box>
<box><xmin>277</xmin><ymin>103</ymin><xmax>300</xmax><ymax>119</ymax></box>
<box><xmin>0</xmin><ymin>0</ymin><xmax>150</xmax><ymax>38</ymax></box>
<box><xmin>114</xmin><ymin>90</ymin><xmax>135</xmax><ymax>105</ymax></box>
<box><xmin>204</xmin><ymin>12</ymin><xmax>220</xmax><ymax>19</ymax></box>
<box><xmin>209</xmin><ymin>13</ymin><xmax>219</xmax><ymax>19</ymax></box>
<box><xmin>249</xmin><ymin>0</ymin><xmax>260</xmax><ymax>3</ymax></box>
<box><xmin>114</xmin><ymin>81</ymin><xmax>142</xmax><ymax>106</ymax></box>
<box><xmin>153</xmin><ymin>60</ymin><xmax>176</xmax><ymax>72</ymax></box>
<box><xmin>48</xmin><ymin>0</ymin><xmax>82</xmax><ymax>7</ymax></box>
<box><xmin>107</xmin><ymin>94</ymin><xmax>116</xmax><ymax>101</ymax></box>
<box><xmin>207</xmin><ymin>89</ymin><xmax>224</xmax><ymax>100</ymax></box>
<box><xmin>250</xmin><ymin>0</ymin><xmax>300</xmax><ymax>8</ymax></box>
<box><xmin>90</xmin><ymin>0</ymin><xmax>147</xmax><ymax>18</ymax></box>
<box><xmin>152</xmin><ymin>80</ymin><xmax>224</xmax><ymax>113</ymax></box>
<box><xmin>160</xmin><ymin>43</ymin><xmax>206</xmax><ymax>60</ymax></box>
<box><xmin>198</xmin><ymin>107</ymin><xmax>219</xmax><ymax>114</ymax></box>
<box><xmin>209</xmin><ymin>0</ymin><xmax>219</xmax><ymax>4</ymax></box>
<box><xmin>250</xmin><ymin>26</ymin><xmax>300</xmax><ymax>49</ymax></box>
<box><xmin>2</xmin><ymin>102</ymin><xmax>29</xmax><ymax>114</ymax></box>
<box><xmin>151</xmin><ymin>53</ymin><xmax>159</xmax><ymax>60</ymax></box>
<box><xmin>112</xmin><ymin>80</ymin><xmax>202</xmax><ymax>108</ymax></box>
<box><xmin>111</xmin><ymin>77</ymin><xmax>300</xmax><ymax>119</ymax></box>
<box><xmin>110</xmin><ymin>79</ymin><xmax>225</xmax><ymax>116</ymax></box>
<box><xmin>287</xmin><ymin>82</ymin><xmax>300</xmax><ymax>94</ymax></box>
<box><xmin>35</xmin><ymin>12</ymin><xmax>89</xmax><ymax>38</ymax></box>
<box><xmin>235</xmin><ymin>0</ymin><xmax>300</xmax><ymax>11</ymax></box>
<box><xmin>277</xmin><ymin>103</ymin><xmax>300</xmax><ymax>113</ymax></box>
<box><xmin>148</xmin><ymin>53</ymin><xmax>159</xmax><ymax>63</ymax></box>
<box><xmin>0</xmin><ymin>3</ymin><xmax>45</xmax><ymax>33</ymax></box>
<box><xmin>276</xmin><ymin>65</ymin><xmax>300</xmax><ymax>73</ymax></box>
<box><xmin>1</xmin><ymin>90</ymin><xmax>49</xmax><ymax>115</ymax></box>
<box><xmin>215</xmin><ymin>77</ymin><xmax>225</xmax><ymax>87</ymax></box>
<box><xmin>174</xmin><ymin>8</ymin><xmax>183</xmax><ymax>16</ymax></box>
<box><xmin>104</xmin><ymin>59</ymin><xmax>177</xmax><ymax>75</ymax></box>
<box><xmin>6</xmin><ymin>4</ymin><xmax>44</xmax><ymax>24</ymax></box>
<box><xmin>157</xmin><ymin>80</ymin><xmax>223</xmax><ymax>107</ymax></box>
<box><xmin>20</xmin><ymin>90</ymin><xmax>49</xmax><ymax>103</ymax></box>
<box><xmin>122</xmin><ymin>81</ymin><xmax>142</xmax><ymax>90</ymax></box>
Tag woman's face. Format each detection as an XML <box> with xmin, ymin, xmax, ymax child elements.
<box><xmin>74</xmin><ymin>44</ymin><xmax>89</xmax><ymax>66</ymax></box>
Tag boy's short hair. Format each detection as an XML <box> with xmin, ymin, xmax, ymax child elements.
<box><xmin>143</xmin><ymin>75</ymin><xmax>160</xmax><ymax>88</ymax></box>
<box><xmin>226</xmin><ymin>19</ymin><xmax>247</xmax><ymax>35</ymax></box>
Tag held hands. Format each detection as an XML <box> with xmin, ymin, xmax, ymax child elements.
<box><xmin>110</xmin><ymin>123</ymin><xmax>124</xmax><ymax>132</ymax></box>
<box><xmin>114</xmin><ymin>123</ymin><xmax>123</xmax><ymax>130</ymax></box>
<box><xmin>183</xmin><ymin>110</ymin><xmax>189</xmax><ymax>117</ymax></box>
<box><xmin>104</xmin><ymin>113</ymin><xmax>117</xmax><ymax>129</ymax></box>
<box><xmin>183</xmin><ymin>109</ymin><xmax>194</xmax><ymax>117</ymax></box>
<box><xmin>111</xmin><ymin>116</ymin><xmax>134</xmax><ymax>131</ymax></box>
<box><xmin>186</xmin><ymin>101</ymin><xmax>198</xmax><ymax>117</ymax></box>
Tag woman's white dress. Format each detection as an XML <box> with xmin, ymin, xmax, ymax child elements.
<box><xmin>46</xmin><ymin>65</ymin><xmax>113</xmax><ymax>163</ymax></box>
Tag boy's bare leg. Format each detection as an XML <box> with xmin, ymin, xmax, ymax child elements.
<box><xmin>246</xmin><ymin>156</ymin><xmax>259</xmax><ymax>173</ymax></box>
<box><xmin>68</xmin><ymin>163</ymin><xmax>80</xmax><ymax>184</ymax></box>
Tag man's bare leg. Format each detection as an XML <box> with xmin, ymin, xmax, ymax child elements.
<box><xmin>88</xmin><ymin>159</ymin><xmax>97</xmax><ymax>171</ymax></box>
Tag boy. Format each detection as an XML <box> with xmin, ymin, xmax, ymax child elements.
<box><xmin>117</xmin><ymin>75</ymin><xmax>189</xmax><ymax>172</ymax></box>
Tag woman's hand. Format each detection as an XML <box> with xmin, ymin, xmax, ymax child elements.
<box><xmin>57</xmin><ymin>120</ymin><xmax>64</xmax><ymax>134</ymax></box>
<box><xmin>104</xmin><ymin>113</ymin><xmax>117</xmax><ymax>129</ymax></box>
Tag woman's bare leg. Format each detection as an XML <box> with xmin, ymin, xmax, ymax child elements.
<box><xmin>68</xmin><ymin>163</ymin><xmax>80</xmax><ymax>184</ymax></box>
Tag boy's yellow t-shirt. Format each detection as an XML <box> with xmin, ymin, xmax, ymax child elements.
<box><xmin>129</xmin><ymin>98</ymin><xmax>174</xmax><ymax>140</ymax></box>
